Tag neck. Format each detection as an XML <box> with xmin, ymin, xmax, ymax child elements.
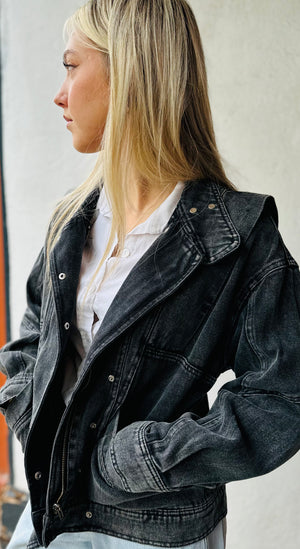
<box><xmin>125</xmin><ymin>175</ymin><xmax>177</xmax><ymax>233</ymax></box>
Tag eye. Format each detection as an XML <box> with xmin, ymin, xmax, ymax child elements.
<box><xmin>63</xmin><ymin>61</ymin><xmax>77</xmax><ymax>71</ymax></box>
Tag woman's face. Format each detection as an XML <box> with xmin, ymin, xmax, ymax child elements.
<box><xmin>54</xmin><ymin>33</ymin><xmax>110</xmax><ymax>153</ymax></box>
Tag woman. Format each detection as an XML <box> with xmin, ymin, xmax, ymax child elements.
<box><xmin>1</xmin><ymin>0</ymin><xmax>300</xmax><ymax>548</ymax></box>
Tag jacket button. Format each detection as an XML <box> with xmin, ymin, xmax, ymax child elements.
<box><xmin>86</xmin><ymin>511</ymin><xmax>93</xmax><ymax>519</ymax></box>
<box><xmin>190</xmin><ymin>207</ymin><xmax>197</xmax><ymax>214</ymax></box>
<box><xmin>108</xmin><ymin>375</ymin><xmax>115</xmax><ymax>383</ymax></box>
<box><xmin>34</xmin><ymin>471</ymin><xmax>42</xmax><ymax>480</ymax></box>
<box><xmin>59</xmin><ymin>273</ymin><xmax>66</xmax><ymax>280</ymax></box>
<box><xmin>90</xmin><ymin>423</ymin><xmax>97</xmax><ymax>429</ymax></box>
<box><xmin>64</xmin><ymin>322</ymin><xmax>70</xmax><ymax>330</ymax></box>
<box><xmin>208</xmin><ymin>203</ymin><xmax>216</xmax><ymax>210</ymax></box>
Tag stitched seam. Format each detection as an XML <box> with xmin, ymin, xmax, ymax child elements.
<box><xmin>139</xmin><ymin>424</ymin><xmax>170</xmax><ymax>491</ymax></box>
<box><xmin>234</xmin><ymin>263</ymin><xmax>295</xmax><ymax>324</ymax></box>
<box><xmin>6</xmin><ymin>374</ymin><xmax>32</xmax><ymax>385</ymax></box>
<box><xmin>242</xmin><ymin>389</ymin><xmax>300</xmax><ymax>404</ymax></box>
<box><xmin>13</xmin><ymin>407</ymin><xmax>32</xmax><ymax>431</ymax></box>
<box><xmin>21</xmin><ymin>316</ymin><xmax>40</xmax><ymax>332</ymax></box>
<box><xmin>109</xmin><ymin>444</ymin><xmax>130</xmax><ymax>491</ymax></box>
<box><xmin>211</xmin><ymin>183</ymin><xmax>241</xmax><ymax>257</ymax></box>
<box><xmin>244</xmin><ymin>291</ymin><xmax>266</xmax><ymax>371</ymax></box>
<box><xmin>145</xmin><ymin>346</ymin><xmax>217</xmax><ymax>384</ymax></box>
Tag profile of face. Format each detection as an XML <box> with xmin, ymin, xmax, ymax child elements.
<box><xmin>54</xmin><ymin>33</ymin><xmax>110</xmax><ymax>153</ymax></box>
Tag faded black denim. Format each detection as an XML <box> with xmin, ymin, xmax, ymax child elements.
<box><xmin>0</xmin><ymin>179</ymin><xmax>299</xmax><ymax>548</ymax></box>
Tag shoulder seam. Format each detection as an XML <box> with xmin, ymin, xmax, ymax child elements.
<box><xmin>238</xmin><ymin>261</ymin><xmax>297</xmax><ymax>313</ymax></box>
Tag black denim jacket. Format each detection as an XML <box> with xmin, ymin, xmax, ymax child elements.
<box><xmin>0</xmin><ymin>179</ymin><xmax>300</xmax><ymax>547</ymax></box>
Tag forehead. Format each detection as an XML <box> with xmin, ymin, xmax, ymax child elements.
<box><xmin>63</xmin><ymin>33</ymin><xmax>106</xmax><ymax>64</ymax></box>
<box><xmin>64</xmin><ymin>33</ymin><xmax>85</xmax><ymax>57</ymax></box>
<box><xmin>63</xmin><ymin>32</ymin><xmax>100</xmax><ymax>59</ymax></box>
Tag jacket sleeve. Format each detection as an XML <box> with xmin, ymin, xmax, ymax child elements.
<box><xmin>99</xmin><ymin>261</ymin><xmax>300</xmax><ymax>493</ymax></box>
<box><xmin>0</xmin><ymin>248</ymin><xmax>44</xmax><ymax>451</ymax></box>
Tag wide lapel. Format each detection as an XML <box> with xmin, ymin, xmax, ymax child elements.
<box><xmin>87</xmin><ymin>180</ymin><xmax>241</xmax><ymax>359</ymax></box>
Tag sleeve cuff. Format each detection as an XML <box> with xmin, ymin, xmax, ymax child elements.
<box><xmin>100</xmin><ymin>421</ymin><xmax>169</xmax><ymax>493</ymax></box>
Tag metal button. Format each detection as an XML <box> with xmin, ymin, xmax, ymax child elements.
<box><xmin>208</xmin><ymin>203</ymin><xmax>216</xmax><ymax>210</ymax></box>
<box><xmin>86</xmin><ymin>511</ymin><xmax>93</xmax><ymax>519</ymax></box>
<box><xmin>90</xmin><ymin>423</ymin><xmax>97</xmax><ymax>430</ymax></box>
<box><xmin>34</xmin><ymin>471</ymin><xmax>42</xmax><ymax>480</ymax></box>
<box><xmin>190</xmin><ymin>207</ymin><xmax>197</xmax><ymax>214</ymax></box>
<box><xmin>64</xmin><ymin>322</ymin><xmax>70</xmax><ymax>330</ymax></box>
<box><xmin>108</xmin><ymin>375</ymin><xmax>115</xmax><ymax>383</ymax></box>
<box><xmin>59</xmin><ymin>273</ymin><xmax>66</xmax><ymax>280</ymax></box>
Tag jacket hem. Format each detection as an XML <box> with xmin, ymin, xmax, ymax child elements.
<box><xmin>40</xmin><ymin>485</ymin><xmax>227</xmax><ymax>547</ymax></box>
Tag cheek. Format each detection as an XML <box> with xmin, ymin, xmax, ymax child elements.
<box><xmin>68</xmin><ymin>76</ymin><xmax>109</xmax><ymax>131</ymax></box>
<box><xmin>68</xmin><ymin>79</ymin><xmax>94</xmax><ymax>111</ymax></box>
<box><xmin>91</xmin><ymin>86</ymin><xmax>110</xmax><ymax>124</ymax></box>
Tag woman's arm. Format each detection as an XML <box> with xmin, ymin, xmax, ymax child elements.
<box><xmin>99</xmin><ymin>262</ymin><xmax>300</xmax><ymax>493</ymax></box>
<box><xmin>0</xmin><ymin>248</ymin><xmax>44</xmax><ymax>451</ymax></box>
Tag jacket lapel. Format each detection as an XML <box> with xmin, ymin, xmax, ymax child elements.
<box><xmin>87</xmin><ymin>180</ymin><xmax>241</xmax><ymax>358</ymax></box>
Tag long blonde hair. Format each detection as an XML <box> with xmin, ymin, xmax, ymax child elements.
<box><xmin>47</xmin><ymin>0</ymin><xmax>234</xmax><ymax>267</ymax></box>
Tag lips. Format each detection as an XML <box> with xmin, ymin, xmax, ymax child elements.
<box><xmin>63</xmin><ymin>115</ymin><xmax>73</xmax><ymax>124</ymax></box>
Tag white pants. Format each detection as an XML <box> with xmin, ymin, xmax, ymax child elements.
<box><xmin>7</xmin><ymin>501</ymin><xmax>225</xmax><ymax>549</ymax></box>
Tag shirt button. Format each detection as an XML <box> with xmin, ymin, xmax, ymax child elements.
<box><xmin>34</xmin><ymin>471</ymin><xmax>42</xmax><ymax>480</ymax></box>
<box><xmin>64</xmin><ymin>322</ymin><xmax>70</xmax><ymax>330</ymax></box>
<box><xmin>86</xmin><ymin>511</ymin><xmax>93</xmax><ymax>519</ymax></box>
<box><xmin>58</xmin><ymin>273</ymin><xmax>66</xmax><ymax>280</ymax></box>
<box><xmin>190</xmin><ymin>207</ymin><xmax>197</xmax><ymax>214</ymax></box>
<box><xmin>208</xmin><ymin>203</ymin><xmax>216</xmax><ymax>210</ymax></box>
<box><xmin>108</xmin><ymin>375</ymin><xmax>115</xmax><ymax>383</ymax></box>
<box><xmin>121</xmin><ymin>248</ymin><xmax>130</xmax><ymax>258</ymax></box>
<box><xmin>90</xmin><ymin>423</ymin><xmax>97</xmax><ymax>430</ymax></box>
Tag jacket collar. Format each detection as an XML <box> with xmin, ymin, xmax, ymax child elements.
<box><xmin>60</xmin><ymin>179</ymin><xmax>241</xmax><ymax>361</ymax></box>
<box><xmin>174</xmin><ymin>179</ymin><xmax>240</xmax><ymax>263</ymax></box>
<box><xmin>76</xmin><ymin>178</ymin><xmax>241</xmax><ymax>265</ymax></box>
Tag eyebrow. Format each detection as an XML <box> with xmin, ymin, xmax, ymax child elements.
<box><xmin>63</xmin><ymin>49</ymin><xmax>78</xmax><ymax>62</ymax></box>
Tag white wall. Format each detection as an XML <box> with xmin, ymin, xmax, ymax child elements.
<box><xmin>1</xmin><ymin>1</ymin><xmax>300</xmax><ymax>547</ymax></box>
<box><xmin>1</xmin><ymin>0</ymin><xmax>96</xmax><ymax>502</ymax></box>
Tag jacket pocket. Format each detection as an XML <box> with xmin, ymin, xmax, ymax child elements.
<box><xmin>0</xmin><ymin>374</ymin><xmax>33</xmax><ymax>451</ymax></box>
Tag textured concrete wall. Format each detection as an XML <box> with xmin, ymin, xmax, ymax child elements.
<box><xmin>1</xmin><ymin>1</ymin><xmax>299</xmax><ymax>547</ymax></box>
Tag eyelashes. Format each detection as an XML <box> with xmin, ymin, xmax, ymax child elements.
<box><xmin>63</xmin><ymin>61</ymin><xmax>77</xmax><ymax>71</ymax></box>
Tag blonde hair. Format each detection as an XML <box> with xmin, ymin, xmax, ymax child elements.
<box><xmin>47</xmin><ymin>0</ymin><xmax>234</xmax><ymax>269</ymax></box>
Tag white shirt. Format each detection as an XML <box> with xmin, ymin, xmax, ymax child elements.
<box><xmin>61</xmin><ymin>181</ymin><xmax>184</xmax><ymax>403</ymax></box>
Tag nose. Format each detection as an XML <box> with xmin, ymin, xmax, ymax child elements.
<box><xmin>54</xmin><ymin>84</ymin><xmax>68</xmax><ymax>108</ymax></box>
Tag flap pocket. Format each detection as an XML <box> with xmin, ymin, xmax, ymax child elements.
<box><xmin>0</xmin><ymin>371</ymin><xmax>32</xmax><ymax>409</ymax></box>
<box><xmin>0</xmin><ymin>377</ymin><xmax>33</xmax><ymax>451</ymax></box>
